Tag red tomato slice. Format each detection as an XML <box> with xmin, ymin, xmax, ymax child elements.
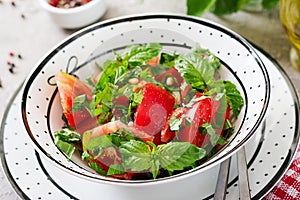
<box><xmin>161</xmin><ymin>107</ymin><xmax>184</xmax><ymax>143</ymax></box>
<box><xmin>82</xmin><ymin>120</ymin><xmax>154</xmax><ymax>151</ymax></box>
<box><xmin>93</xmin><ymin>146</ymin><xmax>122</xmax><ymax>172</ymax></box>
<box><xmin>55</xmin><ymin>72</ymin><xmax>97</xmax><ymax>133</ymax></box>
<box><xmin>177</xmin><ymin>95</ymin><xmax>213</xmax><ymax>147</ymax></box>
<box><xmin>112</xmin><ymin>95</ymin><xmax>130</xmax><ymax>118</ymax></box>
<box><xmin>134</xmin><ymin>83</ymin><xmax>175</xmax><ymax>140</ymax></box>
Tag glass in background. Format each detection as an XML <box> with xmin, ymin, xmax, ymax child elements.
<box><xmin>280</xmin><ymin>0</ymin><xmax>300</xmax><ymax>70</ymax></box>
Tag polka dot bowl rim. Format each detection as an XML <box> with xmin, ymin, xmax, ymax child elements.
<box><xmin>20</xmin><ymin>13</ymin><xmax>270</xmax><ymax>185</ymax></box>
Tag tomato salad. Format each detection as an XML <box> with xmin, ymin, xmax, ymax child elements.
<box><xmin>54</xmin><ymin>43</ymin><xmax>244</xmax><ymax>180</ymax></box>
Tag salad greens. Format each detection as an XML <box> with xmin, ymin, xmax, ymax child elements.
<box><xmin>54</xmin><ymin>43</ymin><xmax>244</xmax><ymax>180</ymax></box>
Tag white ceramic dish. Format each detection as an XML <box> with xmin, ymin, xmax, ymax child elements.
<box><xmin>2</xmin><ymin>47</ymin><xmax>298</xmax><ymax>199</ymax></box>
<box><xmin>20</xmin><ymin>14</ymin><xmax>270</xmax><ymax>198</ymax></box>
<box><xmin>38</xmin><ymin>0</ymin><xmax>107</xmax><ymax>29</ymax></box>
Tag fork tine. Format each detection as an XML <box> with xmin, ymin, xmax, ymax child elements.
<box><xmin>214</xmin><ymin>157</ymin><xmax>231</xmax><ymax>200</ymax></box>
<box><xmin>237</xmin><ymin>146</ymin><xmax>251</xmax><ymax>199</ymax></box>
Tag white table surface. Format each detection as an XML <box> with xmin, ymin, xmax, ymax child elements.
<box><xmin>0</xmin><ymin>0</ymin><xmax>299</xmax><ymax>199</ymax></box>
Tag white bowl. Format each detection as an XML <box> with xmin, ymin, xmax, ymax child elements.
<box><xmin>21</xmin><ymin>14</ymin><xmax>270</xmax><ymax>199</ymax></box>
<box><xmin>38</xmin><ymin>0</ymin><xmax>107</xmax><ymax>29</ymax></box>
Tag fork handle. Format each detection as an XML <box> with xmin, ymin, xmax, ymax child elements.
<box><xmin>237</xmin><ymin>146</ymin><xmax>251</xmax><ymax>199</ymax></box>
<box><xmin>214</xmin><ymin>157</ymin><xmax>231</xmax><ymax>200</ymax></box>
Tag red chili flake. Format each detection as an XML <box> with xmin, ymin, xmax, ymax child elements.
<box><xmin>9</xmin><ymin>52</ymin><xmax>14</xmax><ymax>57</ymax></box>
<box><xmin>7</xmin><ymin>61</ymin><xmax>12</xmax><ymax>65</ymax></box>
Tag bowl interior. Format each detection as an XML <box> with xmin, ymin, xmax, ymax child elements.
<box><xmin>22</xmin><ymin>14</ymin><xmax>269</xmax><ymax>183</ymax></box>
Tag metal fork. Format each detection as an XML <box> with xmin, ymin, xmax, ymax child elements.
<box><xmin>214</xmin><ymin>156</ymin><xmax>231</xmax><ymax>199</ymax></box>
<box><xmin>214</xmin><ymin>147</ymin><xmax>251</xmax><ymax>200</ymax></box>
<box><xmin>236</xmin><ymin>146</ymin><xmax>251</xmax><ymax>199</ymax></box>
<box><xmin>214</xmin><ymin>120</ymin><xmax>266</xmax><ymax>199</ymax></box>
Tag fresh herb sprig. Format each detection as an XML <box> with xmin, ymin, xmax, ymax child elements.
<box><xmin>174</xmin><ymin>49</ymin><xmax>244</xmax><ymax>118</ymax></box>
<box><xmin>89</xmin><ymin>43</ymin><xmax>162</xmax><ymax>124</ymax></box>
<box><xmin>119</xmin><ymin>140</ymin><xmax>206</xmax><ymax>179</ymax></box>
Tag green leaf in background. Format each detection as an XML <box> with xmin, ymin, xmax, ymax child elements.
<box><xmin>186</xmin><ymin>0</ymin><xmax>279</xmax><ymax>17</ymax></box>
<box><xmin>187</xmin><ymin>0</ymin><xmax>216</xmax><ymax>17</ymax></box>
<box><xmin>262</xmin><ymin>0</ymin><xmax>279</xmax><ymax>9</ymax></box>
<box><xmin>210</xmin><ymin>0</ymin><xmax>249</xmax><ymax>15</ymax></box>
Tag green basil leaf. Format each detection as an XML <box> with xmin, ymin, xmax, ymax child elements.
<box><xmin>210</xmin><ymin>0</ymin><xmax>248</xmax><ymax>15</ymax></box>
<box><xmin>121</xmin><ymin>43</ymin><xmax>162</xmax><ymax>68</ymax></box>
<box><xmin>159</xmin><ymin>52</ymin><xmax>179</xmax><ymax>67</ymax></box>
<box><xmin>54</xmin><ymin>128</ymin><xmax>81</xmax><ymax>142</ymax></box>
<box><xmin>169</xmin><ymin>115</ymin><xmax>182</xmax><ymax>132</ymax></box>
<box><xmin>175</xmin><ymin>52</ymin><xmax>216</xmax><ymax>91</ymax></box>
<box><xmin>72</xmin><ymin>94</ymin><xmax>89</xmax><ymax>113</ymax></box>
<box><xmin>151</xmin><ymin>159</ymin><xmax>160</xmax><ymax>179</ymax></box>
<box><xmin>187</xmin><ymin>0</ymin><xmax>216</xmax><ymax>16</ymax></box>
<box><xmin>262</xmin><ymin>0</ymin><xmax>279</xmax><ymax>9</ymax></box>
<box><xmin>86</xmin><ymin>135</ymin><xmax>112</xmax><ymax>151</ymax></box>
<box><xmin>90</xmin><ymin>83</ymin><xmax>116</xmax><ymax>123</ymax></box>
<box><xmin>214</xmin><ymin>94</ymin><xmax>228</xmax><ymax>130</ymax></box>
<box><xmin>111</xmin><ymin>129</ymin><xmax>142</xmax><ymax>147</ymax></box>
<box><xmin>157</xmin><ymin>142</ymin><xmax>206</xmax><ymax>172</ymax></box>
<box><xmin>107</xmin><ymin>164</ymin><xmax>125</xmax><ymax>176</ymax></box>
<box><xmin>119</xmin><ymin>140</ymin><xmax>152</xmax><ymax>171</ymax></box>
<box><xmin>94</xmin><ymin>60</ymin><xmax>127</xmax><ymax>93</ymax></box>
<box><xmin>193</xmin><ymin>47</ymin><xmax>221</xmax><ymax>70</ymax></box>
<box><xmin>81</xmin><ymin>151</ymin><xmax>93</xmax><ymax>161</ymax></box>
<box><xmin>89</xmin><ymin>161</ymin><xmax>107</xmax><ymax>175</ymax></box>
<box><xmin>201</xmin><ymin>123</ymin><xmax>226</xmax><ymax>146</ymax></box>
<box><xmin>224</xmin><ymin>80</ymin><xmax>244</xmax><ymax>118</ymax></box>
<box><xmin>54</xmin><ymin>138</ymin><xmax>76</xmax><ymax>159</ymax></box>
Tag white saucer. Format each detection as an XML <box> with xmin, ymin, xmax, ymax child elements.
<box><xmin>1</xmin><ymin>47</ymin><xmax>299</xmax><ymax>200</ymax></box>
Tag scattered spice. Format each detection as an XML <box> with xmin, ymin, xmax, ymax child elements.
<box><xmin>0</xmin><ymin>79</ymin><xmax>2</xmax><ymax>88</ymax></box>
<box><xmin>9</xmin><ymin>52</ymin><xmax>14</xmax><ymax>57</ymax></box>
<box><xmin>9</xmin><ymin>67</ymin><xmax>14</xmax><ymax>74</ymax></box>
<box><xmin>49</xmin><ymin>0</ymin><xmax>92</xmax><ymax>9</ymax></box>
<box><xmin>21</xmin><ymin>14</ymin><xmax>25</xmax><ymax>19</ymax></box>
<box><xmin>18</xmin><ymin>54</ymin><xmax>22</xmax><ymax>59</ymax></box>
<box><xmin>11</xmin><ymin>1</ymin><xmax>15</xmax><ymax>7</ymax></box>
